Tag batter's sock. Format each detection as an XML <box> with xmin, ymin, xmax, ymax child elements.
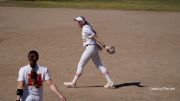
<box><xmin>105</xmin><ymin>75</ymin><xmax>113</xmax><ymax>83</ymax></box>
<box><xmin>72</xmin><ymin>73</ymin><xmax>81</xmax><ymax>84</ymax></box>
<box><xmin>104</xmin><ymin>72</ymin><xmax>113</xmax><ymax>83</ymax></box>
<box><xmin>72</xmin><ymin>76</ymin><xmax>78</xmax><ymax>84</ymax></box>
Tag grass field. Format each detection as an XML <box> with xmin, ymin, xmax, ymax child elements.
<box><xmin>0</xmin><ymin>0</ymin><xmax>180</xmax><ymax>11</ymax></box>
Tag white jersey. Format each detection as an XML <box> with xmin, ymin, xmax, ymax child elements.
<box><xmin>17</xmin><ymin>64</ymin><xmax>51</xmax><ymax>101</ymax></box>
<box><xmin>82</xmin><ymin>24</ymin><xmax>97</xmax><ymax>46</ymax></box>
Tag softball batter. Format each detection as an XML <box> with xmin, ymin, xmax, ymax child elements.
<box><xmin>64</xmin><ymin>16</ymin><xmax>115</xmax><ymax>88</ymax></box>
<box><xmin>16</xmin><ymin>50</ymin><xmax>66</xmax><ymax>101</ymax></box>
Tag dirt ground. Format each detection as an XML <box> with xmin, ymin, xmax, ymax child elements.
<box><xmin>0</xmin><ymin>7</ymin><xmax>180</xmax><ymax>101</ymax></box>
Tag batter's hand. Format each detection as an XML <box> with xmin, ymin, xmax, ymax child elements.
<box><xmin>60</xmin><ymin>96</ymin><xmax>66</xmax><ymax>101</ymax></box>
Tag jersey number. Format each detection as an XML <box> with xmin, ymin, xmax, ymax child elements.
<box><xmin>28</xmin><ymin>74</ymin><xmax>42</xmax><ymax>87</ymax></box>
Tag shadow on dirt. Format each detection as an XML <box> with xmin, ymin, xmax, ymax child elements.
<box><xmin>76</xmin><ymin>82</ymin><xmax>147</xmax><ymax>89</ymax></box>
<box><xmin>114</xmin><ymin>82</ymin><xmax>147</xmax><ymax>88</ymax></box>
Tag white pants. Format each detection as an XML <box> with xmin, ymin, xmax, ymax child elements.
<box><xmin>76</xmin><ymin>45</ymin><xmax>108</xmax><ymax>75</ymax></box>
<box><xmin>21</xmin><ymin>95</ymin><xmax>42</xmax><ymax>101</ymax></box>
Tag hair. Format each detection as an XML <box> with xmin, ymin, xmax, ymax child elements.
<box><xmin>28</xmin><ymin>50</ymin><xmax>39</xmax><ymax>88</ymax></box>
<box><xmin>80</xmin><ymin>16</ymin><xmax>90</xmax><ymax>25</ymax></box>
<box><xmin>80</xmin><ymin>16</ymin><xmax>97</xmax><ymax>34</ymax></box>
<box><xmin>28</xmin><ymin>50</ymin><xmax>39</xmax><ymax>60</ymax></box>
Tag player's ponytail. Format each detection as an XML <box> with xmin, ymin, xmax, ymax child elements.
<box><xmin>80</xmin><ymin>16</ymin><xmax>90</xmax><ymax>25</ymax></box>
<box><xmin>31</xmin><ymin>67</ymin><xmax>39</xmax><ymax>88</ymax></box>
<box><xmin>28</xmin><ymin>50</ymin><xmax>39</xmax><ymax>88</ymax></box>
<box><xmin>84</xmin><ymin>20</ymin><xmax>89</xmax><ymax>25</ymax></box>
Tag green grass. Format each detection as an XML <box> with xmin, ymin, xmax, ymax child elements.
<box><xmin>0</xmin><ymin>0</ymin><xmax>180</xmax><ymax>11</ymax></box>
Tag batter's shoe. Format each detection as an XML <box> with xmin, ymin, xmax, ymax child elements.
<box><xmin>64</xmin><ymin>82</ymin><xmax>76</xmax><ymax>88</ymax></box>
<box><xmin>104</xmin><ymin>82</ymin><xmax>115</xmax><ymax>89</ymax></box>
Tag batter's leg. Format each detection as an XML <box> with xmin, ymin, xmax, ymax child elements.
<box><xmin>72</xmin><ymin>46</ymin><xmax>96</xmax><ymax>84</ymax></box>
<box><xmin>92</xmin><ymin>52</ymin><xmax>113</xmax><ymax>84</ymax></box>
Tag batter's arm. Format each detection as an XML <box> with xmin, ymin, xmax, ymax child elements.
<box><xmin>93</xmin><ymin>34</ymin><xmax>106</xmax><ymax>48</ymax></box>
<box><xmin>46</xmin><ymin>80</ymin><xmax>66</xmax><ymax>101</ymax></box>
<box><xmin>16</xmin><ymin>81</ymin><xmax>24</xmax><ymax>101</ymax></box>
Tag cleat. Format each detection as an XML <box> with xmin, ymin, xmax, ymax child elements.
<box><xmin>104</xmin><ymin>82</ymin><xmax>115</xmax><ymax>89</ymax></box>
<box><xmin>64</xmin><ymin>82</ymin><xmax>76</xmax><ymax>88</ymax></box>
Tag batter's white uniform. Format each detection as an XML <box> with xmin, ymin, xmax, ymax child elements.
<box><xmin>17</xmin><ymin>64</ymin><xmax>51</xmax><ymax>101</ymax></box>
<box><xmin>73</xmin><ymin>24</ymin><xmax>113</xmax><ymax>83</ymax></box>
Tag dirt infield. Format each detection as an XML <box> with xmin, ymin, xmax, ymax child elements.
<box><xmin>0</xmin><ymin>7</ymin><xmax>180</xmax><ymax>101</ymax></box>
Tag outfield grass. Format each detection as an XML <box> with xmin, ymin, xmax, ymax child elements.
<box><xmin>0</xmin><ymin>0</ymin><xmax>180</xmax><ymax>11</ymax></box>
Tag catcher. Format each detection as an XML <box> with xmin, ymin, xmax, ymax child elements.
<box><xmin>64</xmin><ymin>16</ymin><xmax>115</xmax><ymax>88</ymax></box>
